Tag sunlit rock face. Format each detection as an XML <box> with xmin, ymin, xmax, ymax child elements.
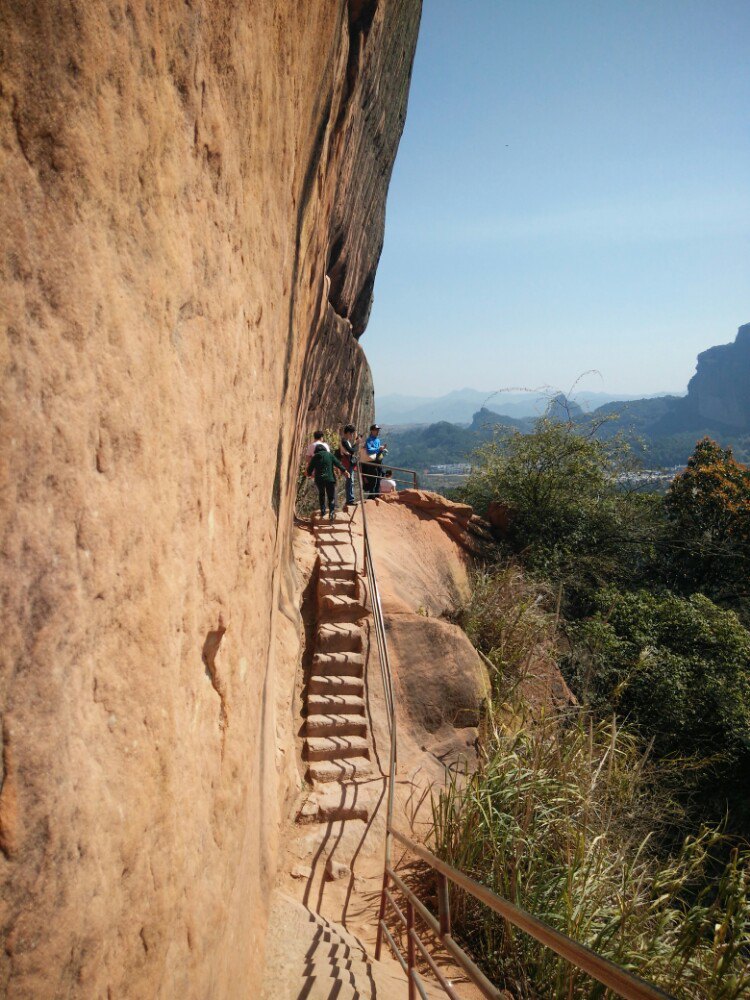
<box><xmin>684</xmin><ymin>323</ymin><xmax>750</xmax><ymax>430</ymax></box>
<box><xmin>0</xmin><ymin>2</ymin><xmax>420</xmax><ymax>996</ymax></box>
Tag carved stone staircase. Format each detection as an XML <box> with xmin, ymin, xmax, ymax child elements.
<box><xmin>301</xmin><ymin>520</ymin><xmax>374</xmax><ymax>820</ymax></box>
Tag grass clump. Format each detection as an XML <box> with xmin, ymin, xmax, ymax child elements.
<box><xmin>430</xmin><ymin>713</ymin><xmax>750</xmax><ymax>999</ymax></box>
<box><xmin>461</xmin><ymin>566</ymin><xmax>558</xmax><ymax>688</ymax></box>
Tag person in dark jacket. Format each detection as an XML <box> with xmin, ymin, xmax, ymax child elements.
<box><xmin>307</xmin><ymin>443</ymin><xmax>349</xmax><ymax>521</ymax></box>
<box><xmin>339</xmin><ymin>424</ymin><xmax>360</xmax><ymax>507</ymax></box>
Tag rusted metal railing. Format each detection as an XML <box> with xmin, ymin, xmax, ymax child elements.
<box><xmin>379</xmin><ymin>830</ymin><xmax>675</xmax><ymax>1000</ymax></box>
<box><xmin>354</xmin><ymin>460</ymin><xmax>673</xmax><ymax>1000</ymax></box>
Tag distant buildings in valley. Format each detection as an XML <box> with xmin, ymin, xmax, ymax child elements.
<box><xmin>615</xmin><ymin>467</ymin><xmax>685</xmax><ymax>491</ymax></box>
<box><xmin>425</xmin><ymin>463</ymin><xmax>472</xmax><ymax>475</ymax></box>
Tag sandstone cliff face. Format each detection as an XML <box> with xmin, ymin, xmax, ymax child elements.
<box><xmin>0</xmin><ymin>2</ymin><xmax>420</xmax><ymax>996</ymax></box>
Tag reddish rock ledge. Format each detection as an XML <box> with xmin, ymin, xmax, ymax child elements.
<box><xmin>377</xmin><ymin>488</ymin><xmax>497</xmax><ymax>556</ymax></box>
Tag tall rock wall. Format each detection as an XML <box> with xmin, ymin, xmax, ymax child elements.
<box><xmin>684</xmin><ymin>322</ymin><xmax>750</xmax><ymax>430</ymax></box>
<box><xmin>0</xmin><ymin>2</ymin><xmax>420</xmax><ymax>996</ymax></box>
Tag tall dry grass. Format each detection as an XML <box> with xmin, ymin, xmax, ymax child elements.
<box><xmin>432</xmin><ymin>713</ymin><xmax>750</xmax><ymax>998</ymax></box>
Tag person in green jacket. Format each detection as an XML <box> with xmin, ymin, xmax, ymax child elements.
<box><xmin>307</xmin><ymin>443</ymin><xmax>350</xmax><ymax>521</ymax></box>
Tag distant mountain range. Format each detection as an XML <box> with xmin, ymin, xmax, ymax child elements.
<box><xmin>382</xmin><ymin>324</ymin><xmax>750</xmax><ymax>471</ymax></box>
<box><xmin>376</xmin><ymin>388</ymin><xmax>677</xmax><ymax>426</ymax></box>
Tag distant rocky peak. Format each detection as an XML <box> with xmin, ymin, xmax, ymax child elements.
<box><xmin>685</xmin><ymin>323</ymin><xmax>750</xmax><ymax>430</ymax></box>
<box><xmin>546</xmin><ymin>393</ymin><xmax>584</xmax><ymax>421</ymax></box>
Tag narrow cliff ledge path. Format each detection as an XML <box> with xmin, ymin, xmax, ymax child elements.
<box><xmin>262</xmin><ymin>500</ymin><xmax>495</xmax><ymax>997</ymax></box>
<box><xmin>289</xmin><ymin>512</ymin><xmax>388</xmax><ymax>918</ymax></box>
<box><xmin>263</xmin><ymin>510</ymin><xmax>403</xmax><ymax>997</ymax></box>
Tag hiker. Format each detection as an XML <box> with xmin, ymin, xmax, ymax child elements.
<box><xmin>305</xmin><ymin>429</ymin><xmax>330</xmax><ymax>460</ymax></box>
<box><xmin>378</xmin><ymin>469</ymin><xmax>398</xmax><ymax>495</ymax></box>
<box><xmin>361</xmin><ymin>423</ymin><xmax>387</xmax><ymax>497</ymax></box>
<box><xmin>338</xmin><ymin>424</ymin><xmax>360</xmax><ymax>507</ymax></box>
<box><xmin>307</xmin><ymin>442</ymin><xmax>349</xmax><ymax>521</ymax></box>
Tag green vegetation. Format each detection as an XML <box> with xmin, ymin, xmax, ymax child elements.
<box><xmin>426</xmin><ymin>420</ymin><xmax>750</xmax><ymax>997</ymax></box>
<box><xmin>461</xmin><ymin>419</ymin><xmax>655</xmax><ymax>597</ymax></box>
<box><xmin>432</xmin><ymin>713</ymin><xmax>750</xmax><ymax>999</ymax></box>
<box><xmin>383</xmin><ymin>420</ymin><xmax>483</xmax><ymax>469</ymax></box>
<box><xmin>454</xmin><ymin>421</ymin><xmax>750</xmax><ymax>816</ymax></box>
<box><xmin>566</xmin><ymin>588</ymin><xmax>750</xmax><ymax>828</ymax></box>
<box><xmin>663</xmin><ymin>438</ymin><xmax>750</xmax><ymax>609</ymax></box>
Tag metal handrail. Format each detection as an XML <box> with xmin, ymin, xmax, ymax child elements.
<box><xmin>384</xmin><ymin>830</ymin><xmax>674</xmax><ymax>1000</ymax></box>
<box><xmin>386</xmin><ymin>465</ymin><xmax>419</xmax><ymax>489</ymax></box>
<box><xmin>356</xmin><ymin>463</ymin><xmax>673</xmax><ymax>1000</ymax></box>
<box><xmin>359</xmin><ymin>463</ymin><xmax>419</xmax><ymax>493</ymax></box>
<box><xmin>354</xmin><ymin>461</ymin><xmax>398</xmax><ymax>886</ymax></box>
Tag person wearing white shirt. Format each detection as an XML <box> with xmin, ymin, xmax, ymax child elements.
<box><xmin>379</xmin><ymin>471</ymin><xmax>398</xmax><ymax>495</ymax></box>
<box><xmin>305</xmin><ymin>429</ymin><xmax>331</xmax><ymax>460</ymax></box>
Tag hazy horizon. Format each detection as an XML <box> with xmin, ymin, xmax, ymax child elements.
<box><xmin>376</xmin><ymin>385</ymin><xmax>686</xmax><ymax>403</ymax></box>
<box><xmin>365</xmin><ymin>0</ymin><xmax>750</xmax><ymax>398</ymax></box>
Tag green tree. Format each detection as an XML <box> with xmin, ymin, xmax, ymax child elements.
<box><xmin>663</xmin><ymin>438</ymin><xmax>750</xmax><ymax>609</ymax></box>
<box><xmin>566</xmin><ymin>587</ymin><xmax>750</xmax><ymax>820</ymax></box>
<box><xmin>461</xmin><ymin>418</ymin><xmax>657</xmax><ymax>602</ymax></box>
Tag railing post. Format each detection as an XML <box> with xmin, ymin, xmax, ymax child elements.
<box><xmin>406</xmin><ymin>899</ymin><xmax>416</xmax><ymax>1000</ymax></box>
<box><xmin>437</xmin><ymin>872</ymin><xmax>451</xmax><ymax>938</ymax></box>
<box><xmin>375</xmin><ymin>870</ymin><xmax>388</xmax><ymax>960</ymax></box>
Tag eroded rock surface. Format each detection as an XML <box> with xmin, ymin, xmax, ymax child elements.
<box><xmin>0</xmin><ymin>2</ymin><xmax>420</xmax><ymax>996</ymax></box>
<box><xmin>362</xmin><ymin>500</ymin><xmax>489</xmax><ymax>769</ymax></box>
<box><xmin>378</xmin><ymin>489</ymin><xmax>497</xmax><ymax>558</ymax></box>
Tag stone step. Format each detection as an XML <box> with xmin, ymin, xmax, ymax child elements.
<box><xmin>317</xmin><ymin>622</ymin><xmax>363</xmax><ymax>654</ymax></box>
<box><xmin>319</xmin><ymin>566</ymin><xmax>358</xmax><ymax>583</ymax></box>
<box><xmin>304</xmin><ymin>735</ymin><xmax>370</xmax><ymax>762</ymax></box>
<box><xmin>320</xmin><ymin>594</ymin><xmax>366</xmax><ymax>616</ymax></box>
<box><xmin>307</xmin><ymin>757</ymin><xmax>373</xmax><ymax>783</ymax></box>
<box><xmin>294</xmin><ymin>912</ymin><xmax>370</xmax><ymax>955</ymax></box>
<box><xmin>302</xmin><ymin>945</ymin><xmax>369</xmax><ymax>969</ymax></box>
<box><xmin>309</xmin><ymin>674</ymin><xmax>364</xmax><ymax>697</ymax></box>
<box><xmin>318</xmin><ymin>576</ymin><xmax>358</xmax><ymax>597</ymax></box>
<box><xmin>308</xmin><ymin>935</ymin><xmax>367</xmax><ymax>957</ymax></box>
<box><xmin>298</xmin><ymin>783</ymin><xmax>371</xmax><ymax>823</ymax></box>
<box><xmin>306</xmin><ymin>958</ymin><xmax>373</xmax><ymax>977</ymax></box>
<box><xmin>312</xmin><ymin>651</ymin><xmax>364</xmax><ymax>677</ymax></box>
<box><xmin>303</xmin><ymin>961</ymin><xmax>374</xmax><ymax>984</ymax></box>
<box><xmin>293</xmin><ymin>978</ymin><xmax>370</xmax><ymax>1000</ymax></box>
<box><xmin>307</xmin><ymin>693</ymin><xmax>365</xmax><ymax>715</ymax></box>
<box><xmin>306</xmin><ymin>714</ymin><xmax>368</xmax><ymax>738</ymax></box>
<box><xmin>313</xmin><ymin>517</ymin><xmax>350</xmax><ymax>528</ymax></box>
<box><xmin>314</xmin><ymin>521</ymin><xmax>351</xmax><ymax>536</ymax></box>
<box><xmin>316</xmin><ymin>544</ymin><xmax>356</xmax><ymax>568</ymax></box>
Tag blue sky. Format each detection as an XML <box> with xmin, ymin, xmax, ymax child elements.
<box><xmin>365</xmin><ymin>0</ymin><xmax>750</xmax><ymax>398</ymax></box>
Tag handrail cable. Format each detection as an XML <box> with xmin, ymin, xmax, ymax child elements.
<box><xmin>353</xmin><ymin>460</ymin><xmax>674</xmax><ymax>1000</ymax></box>
<box><xmin>355</xmin><ymin>461</ymin><xmax>398</xmax><ymax>878</ymax></box>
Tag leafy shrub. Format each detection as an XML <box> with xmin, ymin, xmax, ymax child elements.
<box><xmin>461</xmin><ymin>419</ymin><xmax>658</xmax><ymax>605</ymax></box>
<box><xmin>565</xmin><ymin>588</ymin><xmax>750</xmax><ymax>821</ymax></box>
<box><xmin>430</xmin><ymin>714</ymin><xmax>750</xmax><ymax>999</ymax></box>
<box><xmin>662</xmin><ymin>438</ymin><xmax>750</xmax><ymax>611</ymax></box>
